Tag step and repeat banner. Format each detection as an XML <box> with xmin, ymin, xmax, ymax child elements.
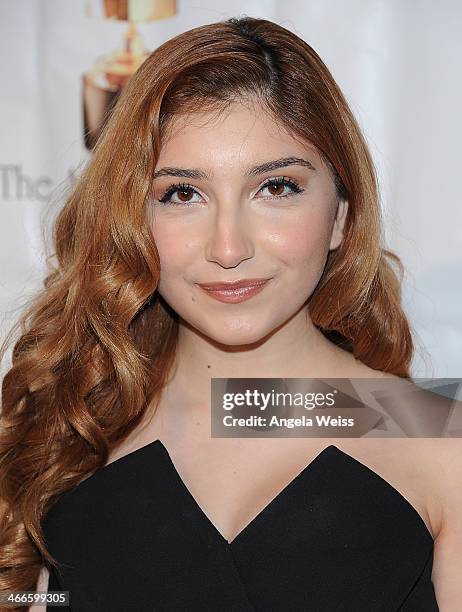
<box><xmin>1</xmin><ymin>0</ymin><xmax>461</xmax><ymax>377</ymax></box>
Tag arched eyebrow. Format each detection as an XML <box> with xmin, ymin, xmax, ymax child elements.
<box><xmin>152</xmin><ymin>156</ymin><xmax>317</xmax><ymax>180</ymax></box>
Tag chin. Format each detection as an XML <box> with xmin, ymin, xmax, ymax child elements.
<box><xmin>195</xmin><ymin>318</ymin><xmax>276</xmax><ymax>348</ymax></box>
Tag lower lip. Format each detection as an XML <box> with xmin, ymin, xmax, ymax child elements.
<box><xmin>197</xmin><ymin>280</ymin><xmax>271</xmax><ymax>303</ymax></box>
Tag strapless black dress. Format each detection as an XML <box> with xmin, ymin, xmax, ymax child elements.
<box><xmin>43</xmin><ymin>441</ymin><xmax>439</xmax><ymax>611</ymax></box>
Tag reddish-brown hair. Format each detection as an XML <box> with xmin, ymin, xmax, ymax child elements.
<box><xmin>0</xmin><ymin>16</ymin><xmax>413</xmax><ymax>603</ymax></box>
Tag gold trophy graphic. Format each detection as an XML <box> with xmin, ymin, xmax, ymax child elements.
<box><xmin>83</xmin><ymin>0</ymin><xmax>177</xmax><ymax>150</ymax></box>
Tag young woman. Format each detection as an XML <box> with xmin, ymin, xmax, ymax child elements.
<box><xmin>1</xmin><ymin>16</ymin><xmax>460</xmax><ymax>612</ymax></box>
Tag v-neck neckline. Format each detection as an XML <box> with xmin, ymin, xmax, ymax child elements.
<box><xmin>89</xmin><ymin>438</ymin><xmax>433</xmax><ymax>546</ymax></box>
<box><xmin>152</xmin><ymin>439</ymin><xmax>339</xmax><ymax>546</ymax></box>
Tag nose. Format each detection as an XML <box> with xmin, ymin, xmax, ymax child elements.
<box><xmin>204</xmin><ymin>203</ymin><xmax>255</xmax><ymax>269</ymax></box>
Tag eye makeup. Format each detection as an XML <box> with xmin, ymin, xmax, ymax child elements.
<box><xmin>156</xmin><ymin>176</ymin><xmax>305</xmax><ymax>206</ymax></box>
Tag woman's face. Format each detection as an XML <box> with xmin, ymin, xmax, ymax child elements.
<box><xmin>149</xmin><ymin>100</ymin><xmax>348</xmax><ymax>346</ymax></box>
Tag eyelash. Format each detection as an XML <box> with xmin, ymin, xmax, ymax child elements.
<box><xmin>156</xmin><ymin>176</ymin><xmax>304</xmax><ymax>206</ymax></box>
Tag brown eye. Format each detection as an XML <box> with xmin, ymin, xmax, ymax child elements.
<box><xmin>177</xmin><ymin>187</ymin><xmax>194</xmax><ymax>202</ymax></box>
<box><xmin>267</xmin><ymin>183</ymin><xmax>285</xmax><ymax>196</ymax></box>
<box><xmin>258</xmin><ymin>176</ymin><xmax>303</xmax><ymax>200</ymax></box>
<box><xmin>158</xmin><ymin>182</ymin><xmax>202</xmax><ymax>206</ymax></box>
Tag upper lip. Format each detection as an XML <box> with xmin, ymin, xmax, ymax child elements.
<box><xmin>197</xmin><ymin>277</ymin><xmax>272</xmax><ymax>290</ymax></box>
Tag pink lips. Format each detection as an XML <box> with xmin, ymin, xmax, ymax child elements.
<box><xmin>196</xmin><ymin>278</ymin><xmax>272</xmax><ymax>304</ymax></box>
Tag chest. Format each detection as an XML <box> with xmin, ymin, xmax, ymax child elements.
<box><xmin>160</xmin><ymin>438</ymin><xmax>438</xmax><ymax>544</ymax></box>
<box><xmin>46</xmin><ymin>435</ymin><xmax>440</xmax><ymax>611</ymax></box>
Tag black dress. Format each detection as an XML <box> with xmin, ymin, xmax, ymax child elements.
<box><xmin>42</xmin><ymin>441</ymin><xmax>439</xmax><ymax>611</ymax></box>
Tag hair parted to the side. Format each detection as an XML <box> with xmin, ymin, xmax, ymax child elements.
<box><xmin>0</xmin><ymin>15</ymin><xmax>414</xmax><ymax>603</ymax></box>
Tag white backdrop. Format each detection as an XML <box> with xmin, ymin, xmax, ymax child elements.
<box><xmin>1</xmin><ymin>0</ymin><xmax>461</xmax><ymax>377</ymax></box>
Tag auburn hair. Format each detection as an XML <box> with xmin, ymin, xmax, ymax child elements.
<box><xmin>0</xmin><ymin>15</ymin><xmax>413</xmax><ymax>603</ymax></box>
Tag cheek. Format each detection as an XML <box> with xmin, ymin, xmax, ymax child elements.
<box><xmin>267</xmin><ymin>211</ymin><xmax>332</xmax><ymax>269</ymax></box>
<box><xmin>150</xmin><ymin>219</ymin><xmax>188</xmax><ymax>272</ymax></box>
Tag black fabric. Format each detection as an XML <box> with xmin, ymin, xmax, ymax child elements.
<box><xmin>43</xmin><ymin>441</ymin><xmax>439</xmax><ymax>611</ymax></box>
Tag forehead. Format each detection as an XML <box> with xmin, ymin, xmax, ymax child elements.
<box><xmin>158</xmin><ymin>100</ymin><xmax>323</xmax><ymax>168</ymax></box>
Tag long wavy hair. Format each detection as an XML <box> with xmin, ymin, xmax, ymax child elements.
<box><xmin>0</xmin><ymin>15</ymin><xmax>414</xmax><ymax>603</ymax></box>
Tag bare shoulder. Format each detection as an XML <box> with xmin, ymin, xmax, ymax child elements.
<box><xmin>422</xmin><ymin>438</ymin><xmax>462</xmax><ymax>609</ymax></box>
<box><xmin>421</xmin><ymin>438</ymin><xmax>462</xmax><ymax>515</ymax></box>
<box><xmin>388</xmin><ymin>438</ymin><xmax>461</xmax><ymax>540</ymax></box>
<box><xmin>29</xmin><ymin>565</ymin><xmax>49</xmax><ymax>610</ymax></box>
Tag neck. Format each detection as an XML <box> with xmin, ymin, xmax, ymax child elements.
<box><xmin>159</xmin><ymin>306</ymin><xmax>352</xmax><ymax>421</ymax></box>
